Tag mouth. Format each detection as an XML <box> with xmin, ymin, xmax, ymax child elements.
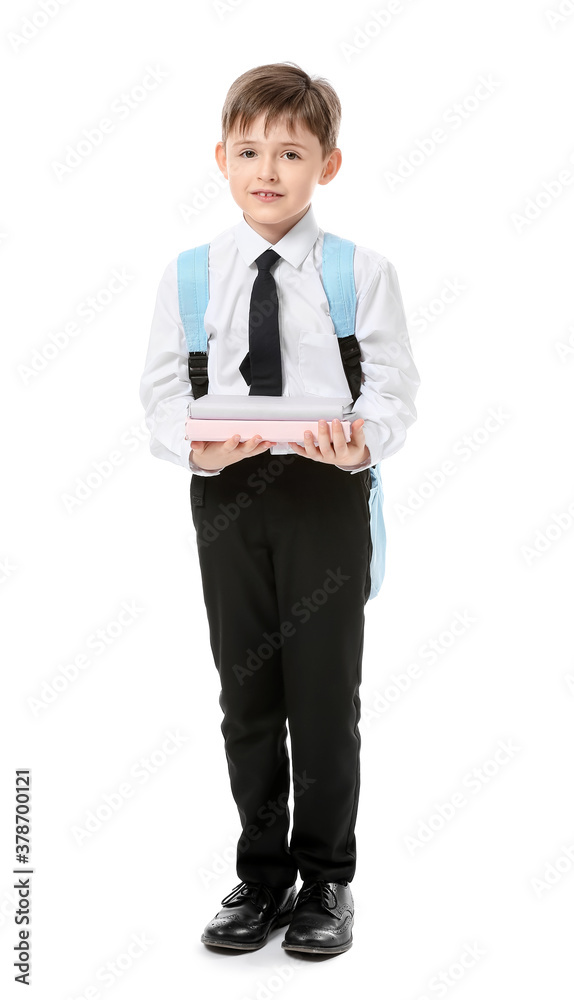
<box><xmin>251</xmin><ymin>191</ymin><xmax>284</xmax><ymax>201</ymax></box>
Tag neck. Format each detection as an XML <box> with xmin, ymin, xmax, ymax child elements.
<box><xmin>242</xmin><ymin>204</ymin><xmax>310</xmax><ymax>244</ymax></box>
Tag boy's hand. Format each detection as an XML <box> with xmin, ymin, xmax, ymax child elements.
<box><xmin>190</xmin><ymin>433</ymin><xmax>277</xmax><ymax>471</ymax></box>
<box><xmin>288</xmin><ymin>418</ymin><xmax>370</xmax><ymax>468</ymax></box>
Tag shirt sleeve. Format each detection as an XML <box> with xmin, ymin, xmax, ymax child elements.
<box><xmin>335</xmin><ymin>256</ymin><xmax>420</xmax><ymax>474</ymax></box>
<box><xmin>139</xmin><ymin>258</ymin><xmax>224</xmax><ymax>477</ymax></box>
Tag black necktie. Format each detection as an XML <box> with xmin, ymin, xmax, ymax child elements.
<box><xmin>239</xmin><ymin>248</ymin><xmax>282</xmax><ymax>395</ymax></box>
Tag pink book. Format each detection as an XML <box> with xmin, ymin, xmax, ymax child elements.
<box><xmin>185</xmin><ymin>418</ymin><xmax>351</xmax><ymax>444</ymax></box>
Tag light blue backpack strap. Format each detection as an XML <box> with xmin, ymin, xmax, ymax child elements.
<box><xmin>368</xmin><ymin>463</ymin><xmax>386</xmax><ymax>599</ymax></box>
<box><xmin>323</xmin><ymin>232</ymin><xmax>386</xmax><ymax>601</ymax></box>
<box><xmin>176</xmin><ymin>243</ymin><xmax>210</xmax><ymax>352</ymax></box>
<box><xmin>321</xmin><ymin>232</ymin><xmax>356</xmax><ymax>340</ymax></box>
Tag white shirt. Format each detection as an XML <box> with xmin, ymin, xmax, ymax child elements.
<box><xmin>139</xmin><ymin>203</ymin><xmax>420</xmax><ymax>476</ymax></box>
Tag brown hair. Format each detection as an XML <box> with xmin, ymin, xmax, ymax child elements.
<box><xmin>220</xmin><ymin>62</ymin><xmax>341</xmax><ymax>160</ymax></box>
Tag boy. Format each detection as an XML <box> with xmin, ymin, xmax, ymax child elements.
<box><xmin>139</xmin><ymin>62</ymin><xmax>420</xmax><ymax>955</ymax></box>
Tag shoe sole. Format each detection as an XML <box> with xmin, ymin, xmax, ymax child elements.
<box><xmin>202</xmin><ymin>908</ymin><xmax>294</xmax><ymax>951</ymax></box>
<box><xmin>281</xmin><ymin>935</ymin><xmax>353</xmax><ymax>955</ymax></box>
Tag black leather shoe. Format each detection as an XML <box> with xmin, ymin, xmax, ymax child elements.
<box><xmin>201</xmin><ymin>881</ymin><xmax>297</xmax><ymax>950</ymax></box>
<box><xmin>281</xmin><ymin>880</ymin><xmax>354</xmax><ymax>954</ymax></box>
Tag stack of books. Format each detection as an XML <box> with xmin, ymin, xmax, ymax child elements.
<box><xmin>185</xmin><ymin>395</ymin><xmax>352</xmax><ymax>444</ymax></box>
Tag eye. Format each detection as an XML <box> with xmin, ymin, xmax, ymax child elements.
<box><xmin>238</xmin><ymin>150</ymin><xmax>300</xmax><ymax>160</ymax></box>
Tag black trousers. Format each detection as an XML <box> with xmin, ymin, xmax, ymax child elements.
<box><xmin>190</xmin><ymin>450</ymin><xmax>372</xmax><ymax>888</ymax></box>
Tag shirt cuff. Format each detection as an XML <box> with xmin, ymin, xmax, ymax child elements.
<box><xmin>334</xmin><ymin>461</ymin><xmax>372</xmax><ymax>474</ymax></box>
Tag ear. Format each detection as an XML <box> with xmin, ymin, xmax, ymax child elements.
<box><xmin>318</xmin><ymin>148</ymin><xmax>342</xmax><ymax>186</ymax></box>
<box><xmin>215</xmin><ymin>141</ymin><xmax>228</xmax><ymax>178</ymax></box>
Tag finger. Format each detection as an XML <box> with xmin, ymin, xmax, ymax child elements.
<box><xmin>316</xmin><ymin>419</ymin><xmax>335</xmax><ymax>460</ymax></box>
<box><xmin>245</xmin><ymin>434</ymin><xmax>269</xmax><ymax>452</ymax></box>
<box><xmin>227</xmin><ymin>433</ymin><xmax>253</xmax><ymax>452</ymax></box>
<box><xmin>245</xmin><ymin>434</ymin><xmax>262</xmax><ymax>451</ymax></box>
<box><xmin>345</xmin><ymin>420</ymin><xmax>365</xmax><ymax>460</ymax></box>
<box><xmin>223</xmin><ymin>434</ymin><xmax>242</xmax><ymax>451</ymax></box>
<box><xmin>222</xmin><ymin>434</ymin><xmax>273</xmax><ymax>451</ymax></box>
<box><xmin>328</xmin><ymin>418</ymin><xmax>348</xmax><ymax>460</ymax></box>
<box><xmin>303</xmin><ymin>429</ymin><xmax>319</xmax><ymax>456</ymax></box>
<box><xmin>246</xmin><ymin>435</ymin><xmax>279</xmax><ymax>452</ymax></box>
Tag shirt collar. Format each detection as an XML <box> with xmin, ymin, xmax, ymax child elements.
<box><xmin>233</xmin><ymin>203</ymin><xmax>319</xmax><ymax>268</ymax></box>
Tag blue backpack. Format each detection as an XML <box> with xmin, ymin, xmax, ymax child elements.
<box><xmin>176</xmin><ymin>232</ymin><xmax>386</xmax><ymax>600</ymax></box>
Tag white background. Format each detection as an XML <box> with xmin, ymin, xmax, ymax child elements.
<box><xmin>1</xmin><ymin>0</ymin><xmax>573</xmax><ymax>997</ymax></box>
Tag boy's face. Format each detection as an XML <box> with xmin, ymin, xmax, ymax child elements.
<box><xmin>215</xmin><ymin>112</ymin><xmax>341</xmax><ymax>242</ymax></box>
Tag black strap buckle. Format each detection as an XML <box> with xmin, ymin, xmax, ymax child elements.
<box><xmin>188</xmin><ymin>351</ymin><xmax>208</xmax><ymax>399</ymax></box>
<box><xmin>337</xmin><ymin>334</ymin><xmax>362</xmax><ymax>404</ymax></box>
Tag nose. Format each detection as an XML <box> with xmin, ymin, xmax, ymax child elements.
<box><xmin>257</xmin><ymin>154</ymin><xmax>278</xmax><ymax>181</ymax></box>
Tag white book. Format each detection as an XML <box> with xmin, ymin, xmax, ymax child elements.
<box><xmin>187</xmin><ymin>394</ymin><xmax>351</xmax><ymax>420</ymax></box>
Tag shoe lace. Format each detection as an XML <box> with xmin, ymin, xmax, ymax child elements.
<box><xmin>296</xmin><ymin>880</ymin><xmax>340</xmax><ymax>910</ymax></box>
<box><xmin>220</xmin><ymin>881</ymin><xmax>276</xmax><ymax>914</ymax></box>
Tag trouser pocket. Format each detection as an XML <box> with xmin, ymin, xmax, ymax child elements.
<box><xmin>361</xmin><ymin>470</ymin><xmax>373</xmax><ymax>602</ymax></box>
<box><xmin>190</xmin><ymin>474</ymin><xmax>206</xmax><ymax>509</ymax></box>
<box><xmin>362</xmin><ymin>467</ymin><xmax>372</xmax><ymax>494</ymax></box>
